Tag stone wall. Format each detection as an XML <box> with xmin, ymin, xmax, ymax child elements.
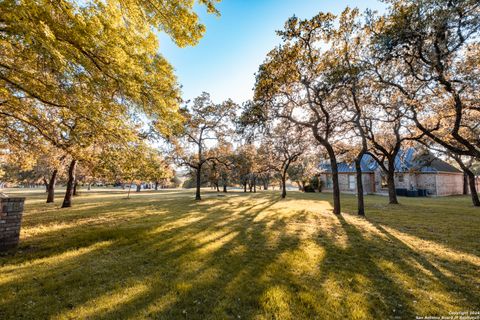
<box><xmin>321</xmin><ymin>170</ymin><xmax>465</xmax><ymax>196</ymax></box>
<box><xmin>362</xmin><ymin>174</ymin><xmax>374</xmax><ymax>194</ymax></box>
<box><xmin>0</xmin><ymin>197</ymin><xmax>25</xmax><ymax>251</ymax></box>
<box><xmin>435</xmin><ymin>173</ymin><xmax>463</xmax><ymax>196</ymax></box>
<box><xmin>416</xmin><ymin>174</ymin><xmax>437</xmax><ymax>195</ymax></box>
<box><xmin>373</xmin><ymin>169</ymin><xmax>412</xmax><ymax>193</ymax></box>
<box><xmin>319</xmin><ymin>173</ymin><xmax>374</xmax><ymax>194</ymax></box>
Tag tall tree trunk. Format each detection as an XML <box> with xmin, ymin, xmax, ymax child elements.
<box><xmin>223</xmin><ymin>184</ymin><xmax>227</xmax><ymax>193</ymax></box>
<box><xmin>43</xmin><ymin>178</ymin><xmax>48</xmax><ymax>192</ymax></box>
<box><xmin>62</xmin><ymin>160</ymin><xmax>77</xmax><ymax>208</ymax></box>
<box><xmin>46</xmin><ymin>169</ymin><xmax>58</xmax><ymax>203</ymax></box>
<box><xmin>325</xmin><ymin>145</ymin><xmax>341</xmax><ymax>215</ymax></box>
<box><xmin>243</xmin><ymin>182</ymin><xmax>247</xmax><ymax>192</ymax></box>
<box><xmin>463</xmin><ymin>172</ymin><xmax>468</xmax><ymax>195</ymax></box>
<box><xmin>466</xmin><ymin>170</ymin><xmax>480</xmax><ymax>207</ymax></box>
<box><xmin>216</xmin><ymin>183</ymin><xmax>219</xmax><ymax>192</ymax></box>
<box><xmin>281</xmin><ymin>175</ymin><xmax>287</xmax><ymax>199</ymax></box>
<box><xmin>136</xmin><ymin>184</ymin><xmax>141</xmax><ymax>192</ymax></box>
<box><xmin>87</xmin><ymin>183</ymin><xmax>91</xmax><ymax>191</ymax></box>
<box><xmin>355</xmin><ymin>158</ymin><xmax>365</xmax><ymax>216</ymax></box>
<box><xmin>452</xmin><ymin>156</ymin><xmax>479</xmax><ymax>207</ymax></box>
<box><xmin>253</xmin><ymin>178</ymin><xmax>257</xmax><ymax>193</ymax></box>
<box><xmin>73</xmin><ymin>180</ymin><xmax>78</xmax><ymax>196</ymax></box>
<box><xmin>155</xmin><ymin>181</ymin><xmax>159</xmax><ymax>191</ymax></box>
<box><xmin>195</xmin><ymin>167</ymin><xmax>202</xmax><ymax>200</ymax></box>
<box><xmin>386</xmin><ymin>161</ymin><xmax>398</xmax><ymax>204</ymax></box>
<box><xmin>263</xmin><ymin>181</ymin><xmax>268</xmax><ymax>190</ymax></box>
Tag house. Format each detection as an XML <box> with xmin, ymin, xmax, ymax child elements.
<box><xmin>318</xmin><ymin>148</ymin><xmax>464</xmax><ymax>196</ymax></box>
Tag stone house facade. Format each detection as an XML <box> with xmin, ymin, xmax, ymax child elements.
<box><xmin>319</xmin><ymin>149</ymin><xmax>464</xmax><ymax>196</ymax></box>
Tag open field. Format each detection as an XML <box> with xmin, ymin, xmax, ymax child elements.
<box><xmin>1</xmin><ymin>188</ymin><xmax>479</xmax><ymax>319</ymax></box>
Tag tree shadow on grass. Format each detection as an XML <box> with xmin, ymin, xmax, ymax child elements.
<box><xmin>1</xmin><ymin>193</ymin><xmax>284</xmax><ymax>319</ymax></box>
<box><xmin>300</xmin><ymin>213</ymin><xmax>418</xmax><ymax>319</ymax></box>
<box><xmin>1</xmin><ymin>192</ymin><xmax>479</xmax><ymax>319</ymax></box>
<box><xmin>368</xmin><ymin>221</ymin><xmax>480</xmax><ymax>310</ymax></box>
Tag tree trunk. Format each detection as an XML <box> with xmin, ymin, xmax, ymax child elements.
<box><xmin>466</xmin><ymin>170</ymin><xmax>480</xmax><ymax>207</ymax></box>
<box><xmin>243</xmin><ymin>182</ymin><xmax>247</xmax><ymax>193</ymax></box>
<box><xmin>325</xmin><ymin>145</ymin><xmax>341</xmax><ymax>215</ymax></box>
<box><xmin>452</xmin><ymin>157</ymin><xmax>479</xmax><ymax>207</ymax></box>
<box><xmin>155</xmin><ymin>181</ymin><xmax>159</xmax><ymax>191</ymax></box>
<box><xmin>386</xmin><ymin>161</ymin><xmax>398</xmax><ymax>204</ymax></box>
<box><xmin>46</xmin><ymin>169</ymin><xmax>58</xmax><ymax>203</ymax></box>
<box><xmin>43</xmin><ymin>178</ymin><xmax>48</xmax><ymax>192</ymax></box>
<box><xmin>263</xmin><ymin>182</ymin><xmax>268</xmax><ymax>190</ymax></box>
<box><xmin>73</xmin><ymin>181</ymin><xmax>78</xmax><ymax>196</ymax></box>
<box><xmin>127</xmin><ymin>181</ymin><xmax>133</xmax><ymax>199</ymax></box>
<box><xmin>463</xmin><ymin>172</ymin><xmax>468</xmax><ymax>195</ymax></box>
<box><xmin>61</xmin><ymin>159</ymin><xmax>77</xmax><ymax>208</ymax></box>
<box><xmin>136</xmin><ymin>184</ymin><xmax>141</xmax><ymax>192</ymax></box>
<box><xmin>355</xmin><ymin>158</ymin><xmax>365</xmax><ymax>216</ymax></box>
<box><xmin>253</xmin><ymin>178</ymin><xmax>256</xmax><ymax>193</ymax></box>
<box><xmin>281</xmin><ymin>175</ymin><xmax>287</xmax><ymax>199</ymax></box>
<box><xmin>216</xmin><ymin>183</ymin><xmax>220</xmax><ymax>192</ymax></box>
<box><xmin>195</xmin><ymin>167</ymin><xmax>202</xmax><ymax>200</ymax></box>
<box><xmin>87</xmin><ymin>183</ymin><xmax>91</xmax><ymax>191</ymax></box>
<box><xmin>223</xmin><ymin>184</ymin><xmax>227</xmax><ymax>193</ymax></box>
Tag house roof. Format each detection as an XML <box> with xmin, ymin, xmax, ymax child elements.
<box><xmin>319</xmin><ymin>148</ymin><xmax>462</xmax><ymax>174</ymax></box>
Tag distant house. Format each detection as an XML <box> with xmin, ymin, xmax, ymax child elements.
<box><xmin>318</xmin><ymin>148</ymin><xmax>463</xmax><ymax>196</ymax></box>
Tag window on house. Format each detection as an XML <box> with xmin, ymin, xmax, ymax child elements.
<box><xmin>326</xmin><ymin>174</ymin><xmax>333</xmax><ymax>188</ymax></box>
<box><xmin>348</xmin><ymin>175</ymin><xmax>356</xmax><ymax>190</ymax></box>
<box><xmin>381</xmin><ymin>174</ymin><xmax>388</xmax><ymax>189</ymax></box>
<box><xmin>397</xmin><ymin>174</ymin><xmax>404</xmax><ymax>182</ymax></box>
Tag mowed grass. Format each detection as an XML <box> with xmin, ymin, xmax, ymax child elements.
<box><xmin>0</xmin><ymin>188</ymin><xmax>479</xmax><ymax>320</ymax></box>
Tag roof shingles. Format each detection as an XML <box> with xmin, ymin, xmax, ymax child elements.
<box><xmin>319</xmin><ymin>148</ymin><xmax>461</xmax><ymax>174</ymax></box>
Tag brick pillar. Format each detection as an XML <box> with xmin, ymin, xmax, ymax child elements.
<box><xmin>0</xmin><ymin>197</ymin><xmax>25</xmax><ymax>251</ymax></box>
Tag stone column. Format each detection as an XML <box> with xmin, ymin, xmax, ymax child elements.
<box><xmin>0</xmin><ymin>197</ymin><xmax>26</xmax><ymax>251</ymax></box>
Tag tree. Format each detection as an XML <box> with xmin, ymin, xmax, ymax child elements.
<box><xmin>261</xmin><ymin>122</ymin><xmax>307</xmax><ymax>198</ymax></box>
<box><xmin>0</xmin><ymin>141</ymin><xmax>66</xmax><ymax>203</ymax></box>
<box><xmin>1</xmin><ymin>0</ymin><xmax>220</xmax><ymax>206</ymax></box>
<box><xmin>141</xmin><ymin>149</ymin><xmax>173</xmax><ymax>191</ymax></box>
<box><xmin>205</xmin><ymin>142</ymin><xmax>234</xmax><ymax>192</ymax></box>
<box><xmin>450</xmin><ymin>154</ymin><xmax>480</xmax><ymax>207</ymax></box>
<box><xmin>370</xmin><ymin>0</ymin><xmax>480</xmax><ymax>159</ymax></box>
<box><xmin>255</xmin><ymin>12</ymin><xmax>352</xmax><ymax>214</ymax></box>
<box><xmin>334</xmin><ymin>8</ymin><xmax>377</xmax><ymax>215</ymax></box>
<box><xmin>287</xmin><ymin>154</ymin><xmax>319</xmax><ymax>191</ymax></box>
<box><xmin>1</xmin><ymin>0</ymin><xmax>214</xmax><ymax>144</ymax></box>
<box><xmin>363</xmin><ymin>87</ymin><xmax>414</xmax><ymax>205</ymax></box>
<box><xmin>170</xmin><ymin>93</ymin><xmax>236</xmax><ymax>200</ymax></box>
<box><xmin>93</xmin><ymin>142</ymin><xmax>150</xmax><ymax>198</ymax></box>
<box><xmin>231</xmin><ymin>144</ymin><xmax>258</xmax><ymax>193</ymax></box>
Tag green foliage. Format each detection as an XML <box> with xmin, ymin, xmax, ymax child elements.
<box><xmin>0</xmin><ymin>0</ymin><xmax>220</xmax><ymax>197</ymax></box>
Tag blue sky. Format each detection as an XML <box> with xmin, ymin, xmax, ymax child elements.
<box><xmin>159</xmin><ymin>0</ymin><xmax>386</xmax><ymax>104</ymax></box>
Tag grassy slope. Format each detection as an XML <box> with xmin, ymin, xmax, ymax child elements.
<box><xmin>0</xmin><ymin>188</ymin><xmax>479</xmax><ymax>319</ymax></box>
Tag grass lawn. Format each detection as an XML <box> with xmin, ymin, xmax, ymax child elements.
<box><xmin>1</xmin><ymin>188</ymin><xmax>479</xmax><ymax>319</ymax></box>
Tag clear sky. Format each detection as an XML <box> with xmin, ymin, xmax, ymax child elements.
<box><xmin>158</xmin><ymin>0</ymin><xmax>386</xmax><ymax>104</ymax></box>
